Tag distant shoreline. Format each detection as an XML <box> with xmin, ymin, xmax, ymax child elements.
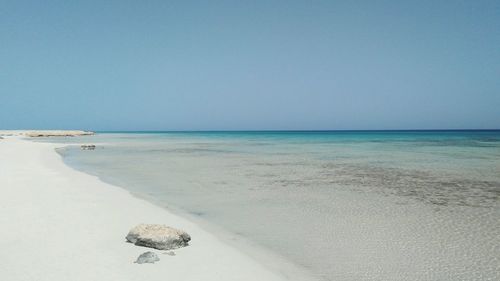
<box><xmin>0</xmin><ymin>130</ymin><xmax>94</xmax><ymax>137</ymax></box>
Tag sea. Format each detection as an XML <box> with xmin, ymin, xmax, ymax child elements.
<box><xmin>34</xmin><ymin>130</ymin><xmax>500</xmax><ymax>281</ymax></box>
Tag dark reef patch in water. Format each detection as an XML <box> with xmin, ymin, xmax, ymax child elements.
<box><xmin>316</xmin><ymin>164</ymin><xmax>499</xmax><ymax>208</ymax></box>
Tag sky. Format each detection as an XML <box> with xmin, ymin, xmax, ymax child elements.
<box><xmin>1</xmin><ymin>0</ymin><xmax>499</xmax><ymax>131</ymax></box>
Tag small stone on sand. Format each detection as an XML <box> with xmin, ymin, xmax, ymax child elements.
<box><xmin>135</xmin><ymin>251</ymin><xmax>160</xmax><ymax>264</ymax></box>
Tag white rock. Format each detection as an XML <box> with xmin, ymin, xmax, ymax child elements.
<box><xmin>126</xmin><ymin>224</ymin><xmax>191</xmax><ymax>250</ymax></box>
<box><xmin>24</xmin><ymin>130</ymin><xmax>95</xmax><ymax>137</ymax></box>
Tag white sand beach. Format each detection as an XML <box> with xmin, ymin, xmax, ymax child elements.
<box><xmin>3</xmin><ymin>1</ymin><xmax>498</xmax><ymax>279</ymax></box>
<box><xmin>0</xmin><ymin>136</ymin><xmax>297</xmax><ymax>281</ymax></box>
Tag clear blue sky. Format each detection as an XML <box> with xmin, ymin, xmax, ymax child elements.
<box><xmin>1</xmin><ymin>0</ymin><xmax>499</xmax><ymax>130</ymax></box>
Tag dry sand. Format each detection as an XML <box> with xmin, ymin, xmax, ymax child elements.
<box><xmin>0</xmin><ymin>136</ymin><xmax>293</xmax><ymax>281</ymax></box>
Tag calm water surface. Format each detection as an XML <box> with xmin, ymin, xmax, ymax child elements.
<box><xmin>36</xmin><ymin>131</ymin><xmax>500</xmax><ymax>281</ymax></box>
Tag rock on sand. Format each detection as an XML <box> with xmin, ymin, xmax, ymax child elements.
<box><xmin>126</xmin><ymin>224</ymin><xmax>191</xmax><ymax>250</ymax></box>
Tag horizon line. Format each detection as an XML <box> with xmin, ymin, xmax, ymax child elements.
<box><xmin>95</xmin><ymin>129</ymin><xmax>500</xmax><ymax>133</ymax></box>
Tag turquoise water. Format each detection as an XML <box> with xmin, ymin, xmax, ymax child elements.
<box><xmin>37</xmin><ymin>131</ymin><xmax>500</xmax><ymax>280</ymax></box>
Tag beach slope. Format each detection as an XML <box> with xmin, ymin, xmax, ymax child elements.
<box><xmin>0</xmin><ymin>137</ymin><xmax>288</xmax><ymax>281</ymax></box>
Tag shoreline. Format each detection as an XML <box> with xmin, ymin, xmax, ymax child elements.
<box><xmin>57</xmin><ymin>154</ymin><xmax>316</xmax><ymax>281</ymax></box>
<box><xmin>4</xmin><ymin>131</ymin><xmax>499</xmax><ymax>280</ymax></box>
<box><xmin>0</xmin><ymin>136</ymin><xmax>311</xmax><ymax>281</ymax></box>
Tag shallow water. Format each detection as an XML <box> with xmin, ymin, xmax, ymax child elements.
<box><xmin>36</xmin><ymin>131</ymin><xmax>500</xmax><ymax>280</ymax></box>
